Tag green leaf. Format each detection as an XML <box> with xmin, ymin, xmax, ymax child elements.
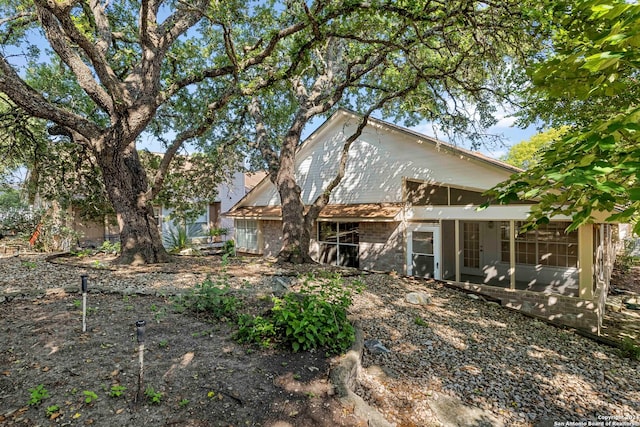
<box><xmin>597</xmin><ymin>181</ymin><xmax>626</xmax><ymax>193</ymax></box>
<box><xmin>582</xmin><ymin>51</ymin><xmax>624</xmax><ymax>72</ymax></box>
<box><xmin>628</xmin><ymin>187</ymin><xmax>640</xmax><ymax>201</ymax></box>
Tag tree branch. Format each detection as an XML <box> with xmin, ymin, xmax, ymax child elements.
<box><xmin>34</xmin><ymin>0</ymin><xmax>130</xmax><ymax>112</ymax></box>
<box><xmin>0</xmin><ymin>56</ymin><xmax>102</xmax><ymax>140</ymax></box>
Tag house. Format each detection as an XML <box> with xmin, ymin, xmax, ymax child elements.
<box><xmin>74</xmin><ymin>171</ymin><xmax>265</xmax><ymax>247</ymax></box>
<box><xmin>226</xmin><ymin>109</ymin><xmax>619</xmax><ymax>333</ymax></box>
<box><xmin>153</xmin><ymin>171</ymin><xmax>265</xmax><ymax>244</ymax></box>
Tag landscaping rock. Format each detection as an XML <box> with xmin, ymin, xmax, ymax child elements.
<box><xmin>364</xmin><ymin>339</ymin><xmax>391</xmax><ymax>355</ymax></box>
<box><xmin>406</xmin><ymin>291</ymin><xmax>431</xmax><ymax>305</ymax></box>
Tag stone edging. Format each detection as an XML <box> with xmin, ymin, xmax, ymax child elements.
<box><xmin>328</xmin><ymin>322</ymin><xmax>393</xmax><ymax>427</ymax></box>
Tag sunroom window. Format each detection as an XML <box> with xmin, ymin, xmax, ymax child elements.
<box><xmin>500</xmin><ymin>221</ymin><xmax>578</xmax><ymax>268</ymax></box>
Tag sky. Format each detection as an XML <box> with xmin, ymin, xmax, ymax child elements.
<box><xmin>138</xmin><ymin>110</ymin><xmax>539</xmax><ymax>160</ymax></box>
<box><xmin>409</xmin><ymin>114</ymin><xmax>538</xmax><ymax>160</ymax></box>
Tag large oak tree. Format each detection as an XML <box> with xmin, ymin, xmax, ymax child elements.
<box><xmin>0</xmin><ymin>0</ymin><xmax>360</xmax><ymax>264</ymax></box>
<box><xmin>245</xmin><ymin>1</ymin><xmax>553</xmax><ymax>263</ymax></box>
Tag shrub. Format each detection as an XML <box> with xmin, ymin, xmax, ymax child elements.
<box><xmin>235</xmin><ymin>273</ymin><xmax>363</xmax><ymax>355</ymax></box>
<box><xmin>162</xmin><ymin>224</ymin><xmax>200</xmax><ymax>253</ymax></box>
<box><xmin>222</xmin><ymin>239</ymin><xmax>235</xmax><ymax>256</ymax></box>
<box><xmin>175</xmin><ymin>263</ymin><xmax>241</xmax><ymax>320</ymax></box>
<box><xmin>98</xmin><ymin>240</ymin><xmax>121</xmax><ymax>254</ymax></box>
<box><xmin>235</xmin><ymin>314</ymin><xmax>277</xmax><ymax>347</ymax></box>
<box><xmin>0</xmin><ymin>207</ymin><xmax>42</xmax><ymax>236</ymax></box>
<box><xmin>619</xmin><ymin>337</ymin><xmax>640</xmax><ymax>361</ymax></box>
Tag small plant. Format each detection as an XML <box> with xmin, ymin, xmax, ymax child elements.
<box><xmin>162</xmin><ymin>224</ymin><xmax>201</xmax><ymax>253</ymax></box>
<box><xmin>108</xmin><ymin>385</ymin><xmax>127</xmax><ymax>398</ymax></box>
<box><xmin>414</xmin><ymin>316</ymin><xmax>428</xmax><ymax>327</ymax></box>
<box><xmin>235</xmin><ymin>315</ymin><xmax>277</xmax><ymax>348</ymax></box>
<box><xmin>98</xmin><ymin>240</ymin><xmax>120</xmax><ymax>254</ymax></box>
<box><xmin>152</xmin><ymin>306</ymin><xmax>168</xmax><ymax>323</ymax></box>
<box><xmin>222</xmin><ymin>239</ymin><xmax>235</xmax><ymax>256</ymax></box>
<box><xmin>207</xmin><ymin>226</ymin><xmax>229</xmax><ymax>243</ymax></box>
<box><xmin>21</xmin><ymin>261</ymin><xmax>37</xmax><ymax>269</ymax></box>
<box><xmin>145</xmin><ymin>386</ymin><xmax>162</xmax><ymax>404</ymax></box>
<box><xmin>45</xmin><ymin>404</ymin><xmax>60</xmax><ymax>418</ymax></box>
<box><xmin>28</xmin><ymin>384</ymin><xmax>50</xmax><ymax>406</ymax></box>
<box><xmin>179</xmin><ymin>398</ymin><xmax>190</xmax><ymax>407</ymax></box>
<box><xmin>71</xmin><ymin>248</ymin><xmax>93</xmax><ymax>257</ymax></box>
<box><xmin>91</xmin><ymin>260</ymin><xmax>106</xmax><ymax>269</ymax></box>
<box><xmin>73</xmin><ymin>299</ymin><xmax>82</xmax><ymax>308</ymax></box>
<box><xmin>619</xmin><ymin>337</ymin><xmax>640</xmax><ymax>360</ymax></box>
<box><xmin>614</xmin><ymin>238</ymin><xmax>640</xmax><ymax>273</ymax></box>
<box><xmin>177</xmin><ymin>276</ymin><xmax>241</xmax><ymax>320</ymax></box>
<box><xmin>158</xmin><ymin>339</ymin><xmax>169</xmax><ymax>348</ymax></box>
<box><xmin>83</xmin><ymin>390</ymin><xmax>98</xmax><ymax>404</ymax></box>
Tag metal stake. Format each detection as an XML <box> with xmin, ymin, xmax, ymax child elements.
<box><xmin>135</xmin><ymin>320</ymin><xmax>146</xmax><ymax>404</ymax></box>
<box><xmin>81</xmin><ymin>275</ymin><xmax>88</xmax><ymax>332</ymax></box>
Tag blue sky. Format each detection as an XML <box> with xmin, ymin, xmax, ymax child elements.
<box><xmin>138</xmin><ymin>109</ymin><xmax>538</xmax><ymax>160</ymax></box>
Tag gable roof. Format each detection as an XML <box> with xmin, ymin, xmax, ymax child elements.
<box><xmin>227</xmin><ymin>108</ymin><xmax>522</xmax><ymax>214</ymax></box>
<box><xmin>334</xmin><ymin>108</ymin><xmax>522</xmax><ymax>174</ymax></box>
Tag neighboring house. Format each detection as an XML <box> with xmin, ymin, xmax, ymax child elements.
<box><xmin>74</xmin><ymin>171</ymin><xmax>265</xmax><ymax>248</ymax></box>
<box><xmin>226</xmin><ymin>109</ymin><xmax>620</xmax><ymax>333</ymax></box>
<box><xmin>154</xmin><ymin>170</ymin><xmax>266</xmax><ymax>244</ymax></box>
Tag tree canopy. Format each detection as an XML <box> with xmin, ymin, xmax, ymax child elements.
<box><xmin>239</xmin><ymin>1</ymin><xmax>554</xmax><ymax>262</ymax></box>
<box><xmin>0</xmin><ymin>0</ymin><xmax>376</xmax><ymax>263</ymax></box>
<box><xmin>487</xmin><ymin>0</ymin><xmax>640</xmax><ymax>233</ymax></box>
<box><xmin>501</xmin><ymin>127</ymin><xmax>569</xmax><ymax>170</ymax></box>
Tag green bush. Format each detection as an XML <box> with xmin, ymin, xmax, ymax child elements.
<box><xmin>235</xmin><ymin>314</ymin><xmax>277</xmax><ymax>347</ymax></box>
<box><xmin>235</xmin><ymin>273</ymin><xmax>363</xmax><ymax>355</ymax></box>
<box><xmin>99</xmin><ymin>240</ymin><xmax>121</xmax><ymax>254</ymax></box>
<box><xmin>619</xmin><ymin>337</ymin><xmax>640</xmax><ymax>361</ymax></box>
<box><xmin>0</xmin><ymin>207</ymin><xmax>42</xmax><ymax>236</ymax></box>
<box><xmin>175</xmin><ymin>276</ymin><xmax>241</xmax><ymax>320</ymax></box>
<box><xmin>222</xmin><ymin>239</ymin><xmax>235</xmax><ymax>256</ymax></box>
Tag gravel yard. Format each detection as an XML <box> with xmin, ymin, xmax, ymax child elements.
<box><xmin>0</xmin><ymin>253</ymin><xmax>639</xmax><ymax>426</ymax></box>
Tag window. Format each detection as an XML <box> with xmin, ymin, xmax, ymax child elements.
<box><xmin>405</xmin><ymin>179</ymin><xmax>533</xmax><ymax>206</ymax></box>
<box><xmin>236</xmin><ymin>219</ymin><xmax>258</xmax><ymax>251</ymax></box>
<box><xmin>317</xmin><ymin>222</ymin><xmax>359</xmax><ymax>268</ymax></box>
<box><xmin>191</xmin><ymin>210</ymin><xmax>209</xmax><ymax>237</ymax></box>
<box><xmin>501</xmin><ymin>222</ymin><xmax>578</xmax><ymax>268</ymax></box>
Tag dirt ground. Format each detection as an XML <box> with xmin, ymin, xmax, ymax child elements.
<box><xmin>1</xmin><ymin>252</ymin><xmax>639</xmax><ymax>427</ymax></box>
<box><xmin>0</xmin><ymin>255</ymin><xmax>366</xmax><ymax>427</ymax></box>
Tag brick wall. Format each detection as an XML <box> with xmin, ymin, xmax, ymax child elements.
<box><xmin>358</xmin><ymin>222</ymin><xmax>404</xmax><ymax>273</ymax></box>
<box><xmin>445</xmin><ymin>281</ymin><xmax>604</xmax><ymax>334</ymax></box>
<box><xmin>261</xmin><ymin>220</ymin><xmax>282</xmax><ymax>258</ymax></box>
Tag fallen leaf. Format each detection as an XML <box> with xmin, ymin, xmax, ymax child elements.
<box><xmin>73</xmin><ymin>412</ymin><xmax>81</xmax><ymax>419</ymax></box>
<box><xmin>1</xmin><ymin>371</ymin><xmax>10</xmax><ymax>376</ymax></box>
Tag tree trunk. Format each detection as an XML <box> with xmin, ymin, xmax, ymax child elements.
<box><xmin>276</xmin><ymin>129</ymin><xmax>314</xmax><ymax>264</ymax></box>
<box><xmin>277</xmin><ymin>181</ymin><xmax>315</xmax><ymax>264</ymax></box>
<box><xmin>98</xmin><ymin>142</ymin><xmax>169</xmax><ymax>265</ymax></box>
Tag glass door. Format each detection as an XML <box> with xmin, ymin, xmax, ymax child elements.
<box><xmin>407</xmin><ymin>224</ymin><xmax>440</xmax><ymax>279</ymax></box>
